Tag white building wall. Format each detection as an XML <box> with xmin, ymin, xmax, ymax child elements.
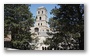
<box><xmin>30</xmin><ymin>6</ymin><xmax>52</xmax><ymax>50</ymax></box>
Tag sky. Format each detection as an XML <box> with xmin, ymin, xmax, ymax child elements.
<box><xmin>30</xmin><ymin>4</ymin><xmax>58</xmax><ymax>21</ymax></box>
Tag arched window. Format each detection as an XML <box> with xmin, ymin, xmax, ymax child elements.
<box><xmin>42</xmin><ymin>11</ymin><xmax>43</xmax><ymax>14</ymax></box>
<box><xmin>40</xmin><ymin>17</ymin><xmax>41</xmax><ymax>20</ymax></box>
<box><xmin>47</xmin><ymin>29</ymin><xmax>49</xmax><ymax>32</ymax></box>
<box><xmin>41</xmin><ymin>23</ymin><xmax>42</xmax><ymax>26</ymax></box>
<box><xmin>45</xmin><ymin>47</ymin><xmax>47</xmax><ymax>50</ymax></box>
<box><xmin>38</xmin><ymin>23</ymin><xmax>39</xmax><ymax>26</ymax></box>
<box><xmin>42</xmin><ymin>47</ymin><xmax>44</xmax><ymax>50</ymax></box>
<box><xmin>38</xmin><ymin>11</ymin><xmax>40</xmax><ymax>14</ymax></box>
<box><xmin>34</xmin><ymin>28</ymin><xmax>39</xmax><ymax>32</ymax></box>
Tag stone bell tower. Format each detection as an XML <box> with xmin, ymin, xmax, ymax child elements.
<box><xmin>35</xmin><ymin>6</ymin><xmax>48</xmax><ymax>33</ymax></box>
<box><xmin>30</xmin><ymin>6</ymin><xmax>51</xmax><ymax>50</ymax></box>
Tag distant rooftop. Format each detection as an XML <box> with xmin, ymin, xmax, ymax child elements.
<box><xmin>38</xmin><ymin>6</ymin><xmax>47</xmax><ymax>10</ymax></box>
<box><xmin>38</xmin><ymin>6</ymin><xmax>45</xmax><ymax>8</ymax></box>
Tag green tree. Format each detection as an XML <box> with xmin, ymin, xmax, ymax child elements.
<box><xmin>46</xmin><ymin>4</ymin><xmax>84</xmax><ymax>50</ymax></box>
<box><xmin>4</xmin><ymin>4</ymin><xmax>34</xmax><ymax>50</ymax></box>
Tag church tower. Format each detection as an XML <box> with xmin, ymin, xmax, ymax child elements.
<box><xmin>30</xmin><ymin>6</ymin><xmax>51</xmax><ymax>50</ymax></box>
<box><xmin>35</xmin><ymin>6</ymin><xmax>48</xmax><ymax>33</ymax></box>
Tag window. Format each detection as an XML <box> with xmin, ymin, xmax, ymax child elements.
<box><xmin>40</xmin><ymin>17</ymin><xmax>41</xmax><ymax>20</ymax></box>
<box><xmin>45</xmin><ymin>47</ymin><xmax>47</xmax><ymax>50</ymax></box>
<box><xmin>41</xmin><ymin>23</ymin><xmax>42</xmax><ymax>26</ymax></box>
<box><xmin>35</xmin><ymin>28</ymin><xmax>39</xmax><ymax>32</ymax></box>
<box><xmin>36</xmin><ymin>16</ymin><xmax>37</xmax><ymax>19</ymax></box>
<box><xmin>38</xmin><ymin>23</ymin><xmax>39</xmax><ymax>26</ymax></box>
<box><xmin>38</xmin><ymin>11</ymin><xmax>40</xmax><ymax>14</ymax></box>
<box><xmin>42</xmin><ymin>47</ymin><xmax>44</xmax><ymax>50</ymax></box>
<box><xmin>47</xmin><ymin>29</ymin><xmax>49</xmax><ymax>32</ymax></box>
<box><xmin>42</xmin><ymin>11</ymin><xmax>43</xmax><ymax>14</ymax></box>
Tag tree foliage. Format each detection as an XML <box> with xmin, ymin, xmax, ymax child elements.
<box><xmin>46</xmin><ymin>4</ymin><xmax>84</xmax><ymax>50</ymax></box>
<box><xmin>4</xmin><ymin>4</ymin><xmax>34</xmax><ymax>50</ymax></box>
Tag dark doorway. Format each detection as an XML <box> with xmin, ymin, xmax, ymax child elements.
<box><xmin>34</xmin><ymin>28</ymin><xmax>39</xmax><ymax>32</ymax></box>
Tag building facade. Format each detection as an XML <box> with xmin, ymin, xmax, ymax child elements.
<box><xmin>30</xmin><ymin>6</ymin><xmax>51</xmax><ymax>50</ymax></box>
